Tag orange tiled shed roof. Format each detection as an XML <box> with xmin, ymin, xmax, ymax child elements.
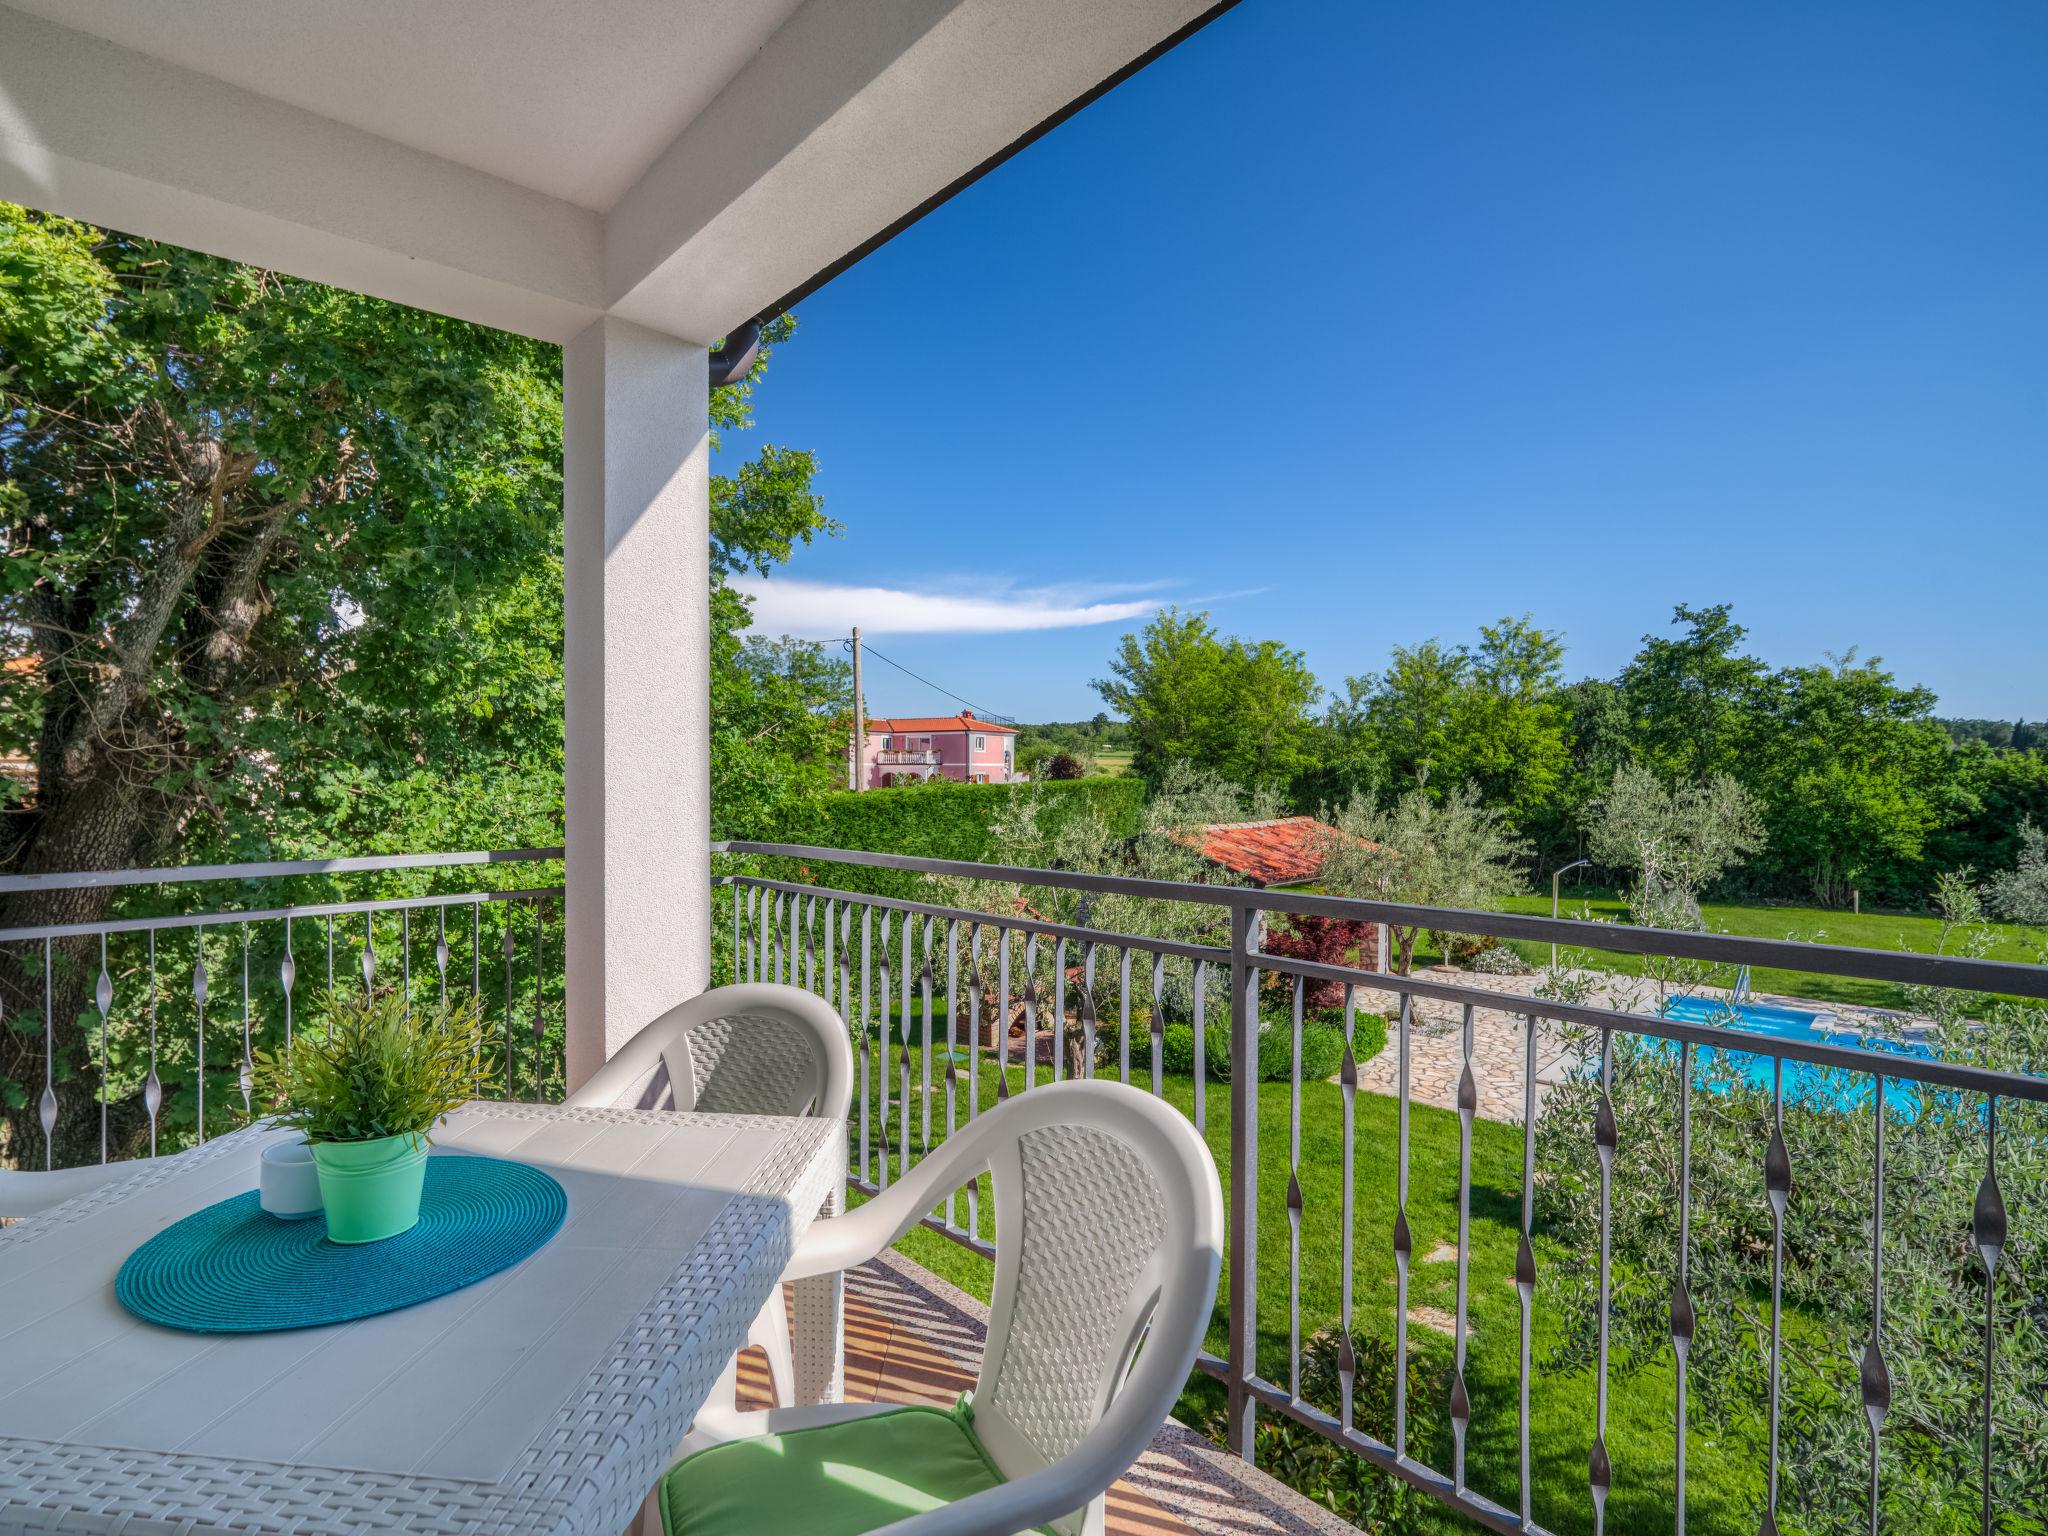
<box><xmin>1179</xmin><ymin>816</ymin><xmax>1345</xmax><ymax>888</ymax></box>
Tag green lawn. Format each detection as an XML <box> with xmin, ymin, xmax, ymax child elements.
<box><xmin>1489</xmin><ymin>887</ymin><xmax>2041</xmax><ymax>1010</ymax></box>
<box><xmin>849</xmin><ymin>1048</ymin><xmax>1761</xmax><ymax>1536</ymax></box>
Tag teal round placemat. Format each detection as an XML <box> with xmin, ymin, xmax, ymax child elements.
<box><xmin>116</xmin><ymin>1154</ymin><xmax>567</xmax><ymax>1334</ymax></box>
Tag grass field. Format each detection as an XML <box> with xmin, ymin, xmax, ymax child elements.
<box><xmin>1487</xmin><ymin>886</ymin><xmax>2042</xmax><ymax>1010</ymax></box>
<box><xmin>850</xmin><ymin>1050</ymin><xmax>1764</xmax><ymax>1536</ymax></box>
<box><xmin>1087</xmin><ymin>748</ymin><xmax>1134</xmax><ymax>777</ymax></box>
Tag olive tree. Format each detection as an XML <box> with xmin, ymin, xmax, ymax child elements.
<box><xmin>1585</xmin><ymin>761</ymin><xmax>1765</xmax><ymax>928</ymax></box>
<box><xmin>1312</xmin><ymin>781</ymin><xmax>1528</xmax><ymax>974</ymax></box>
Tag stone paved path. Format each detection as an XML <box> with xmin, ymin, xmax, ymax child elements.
<box><xmin>1349</xmin><ymin>970</ymin><xmax>1580</xmax><ymax>1122</ymax></box>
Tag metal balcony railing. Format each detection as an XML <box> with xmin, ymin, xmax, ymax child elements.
<box><xmin>8</xmin><ymin>840</ymin><xmax>2048</xmax><ymax>1533</ymax></box>
<box><xmin>714</xmin><ymin>840</ymin><xmax>2048</xmax><ymax>1536</ymax></box>
<box><xmin>874</xmin><ymin>750</ymin><xmax>942</xmax><ymax>765</ymax></box>
<box><xmin>0</xmin><ymin>849</ymin><xmax>564</xmax><ymax>1160</ymax></box>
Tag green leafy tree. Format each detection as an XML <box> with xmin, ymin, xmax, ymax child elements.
<box><xmin>1584</xmin><ymin>762</ymin><xmax>1766</xmax><ymax>926</ymax></box>
<box><xmin>1313</xmin><ymin>782</ymin><xmax>1528</xmax><ymax>973</ymax></box>
<box><xmin>1093</xmin><ymin>608</ymin><xmax>1320</xmax><ymax>795</ymax></box>
<box><xmin>1747</xmin><ymin>652</ymin><xmax>1953</xmax><ymax>904</ymax></box>
<box><xmin>0</xmin><ymin>206</ymin><xmax>831</xmax><ymax>1164</ymax></box>
<box><xmin>1329</xmin><ymin>615</ymin><xmax>1570</xmax><ymax>832</ymax></box>
<box><xmin>1618</xmin><ymin>602</ymin><xmax>1770</xmax><ymax>782</ymax></box>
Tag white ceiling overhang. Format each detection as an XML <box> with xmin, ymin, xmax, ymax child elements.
<box><xmin>0</xmin><ymin>0</ymin><xmax>1226</xmax><ymax>345</ymax></box>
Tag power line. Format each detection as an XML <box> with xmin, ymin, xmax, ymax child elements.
<box><xmin>842</xmin><ymin>638</ymin><xmax>1016</xmax><ymax>725</ymax></box>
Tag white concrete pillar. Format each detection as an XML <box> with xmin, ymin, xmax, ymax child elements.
<box><xmin>562</xmin><ymin>316</ymin><xmax>710</xmax><ymax>1091</ymax></box>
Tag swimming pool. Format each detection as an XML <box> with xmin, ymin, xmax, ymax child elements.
<box><xmin>1656</xmin><ymin>994</ymin><xmax>1928</xmax><ymax>1112</ymax></box>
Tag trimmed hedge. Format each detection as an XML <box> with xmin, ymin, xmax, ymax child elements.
<box><xmin>736</xmin><ymin>777</ymin><xmax>1145</xmax><ymax>898</ymax></box>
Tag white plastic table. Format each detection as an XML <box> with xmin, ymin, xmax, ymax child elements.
<box><xmin>0</xmin><ymin>1101</ymin><xmax>846</xmax><ymax>1536</ymax></box>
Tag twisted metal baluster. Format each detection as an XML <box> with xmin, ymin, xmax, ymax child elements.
<box><xmin>1149</xmin><ymin>953</ymin><xmax>1167</xmax><ymax>1097</ymax></box>
<box><xmin>1762</xmin><ymin>1058</ymin><xmax>1791</xmax><ymax>1536</ymax></box>
<box><xmin>731</xmin><ymin>880</ymin><xmax>742</xmax><ymax>986</ymax></box>
<box><xmin>1393</xmin><ymin>991</ymin><xmax>1412</xmax><ymax>1458</ymax></box>
<box><xmin>824</xmin><ymin>897</ymin><xmax>837</xmax><ymax>1011</ymax></box>
<box><xmin>1977</xmin><ymin>1095</ymin><xmax>2006</xmax><ymax>1535</ymax></box>
<box><xmin>436</xmin><ymin>908</ymin><xmax>449</xmax><ymax>1010</ymax></box>
<box><xmin>876</xmin><ymin>911</ymin><xmax>893</xmax><ymax>1186</ymax></box>
<box><xmin>193</xmin><ymin>925</ymin><xmax>208</xmax><ymax>1143</ymax></box>
<box><xmin>145</xmin><ymin>931</ymin><xmax>161</xmax><ymax>1156</ymax></box>
<box><xmin>240</xmin><ymin>923</ymin><xmax>254</xmax><ymax>1114</ymax></box>
<box><xmin>325</xmin><ymin>914</ymin><xmax>334</xmax><ymax>992</ymax></box>
<box><xmin>502</xmin><ymin>909</ymin><xmax>517</xmax><ymax>1098</ymax></box>
<box><xmin>1053</xmin><ymin>937</ymin><xmax>1068</xmax><ymax>1082</ymax></box>
<box><xmin>1339</xmin><ymin>984</ymin><xmax>1358</xmax><ymax>1432</ymax></box>
<box><xmin>96</xmin><ymin>934</ymin><xmax>112</xmax><ymax>1163</ymax></box>
<box><xmin>858</xmin><ymin>904</ymin><xmax>873</xmax><ymax>1184</ymax></box>
<box><xmin>898</xmin><ymin>913</ymin><xmax>913</xmax><ymax>1180</ymax></box>
<box><xmin>943</xmin><ymin>918</ymin><xmax>959</xmax><ymax>1226</ymax></box>
<box><xmin>1864</xmin><ymin>1073</ymin><xmax>1891</xmax><ymax>1534</ymax></box>
<box><xmin>802</xmin><ymin>894</ymin><xmax>815</xmax><ymax>994</ymax></box>
<box><xmin>964</xmin><ymin>923</ymin><xmax>983</xmax><ymax>1236</ymax></box>
<box><xmin>995</xmin><ymin>929</ymin><xmax>1012</xmax><ymax>1102</ymax></box>
<box><xmin>919</xmin><ymin>915</ymin><xmax>935</xmax><ymax>1152</ymax></box>
<box><xmin>40</xmin><ymin>937</ymin><xmax>56</xmax><ymax>1168</ymax></box>
<box><xmin>1192</xmin><ymin>959</ymin><xmax>1207</xmax><ymax>1131</ymax></box>
<box><xmin>1592</xmin><ymin>1026</ymin><xmax>1618</xmax><ymax>1534</ymax></box>
<box><xmin>1452</xmin><ymin>1001</ymin><xmax>1476</xmax><ymax>1491</ymax></box>
<box><xmin>1517</xmin><ymin>1009</ymin><xmax>1539</xmax><ymax>1528</ymax></box>
<box><xmin>282</xmin><ymin>915</ymin><xmax>297</xmax><ymax>1051</ymax></box>
<box><xmin>1021</xmin><ymin>932</ymin><xmax>1039</xmax><ymax>1092</ymax></box>
<box><xmin>1674</xmin><ymin>1040</ymin><xmax>1696</xmax><ymax>1536</ymax></box>
<box><xmin>965</xmin><ymin>925</ymin><xmax>983</xmax><ymax>1123</ymax></box>
<box><xmin>401</xmin><ymin>908</ymin><xmax>411</xmax><ymax>1009</ymax></box>
<box><xmin>471</xmin><ymin>901</ymin><xmax>481</xmax><ymax>1006</ymax></box>
<box><xmin>1118</xmin><ymin>948</ymin><xmax>1133</xmax><ymax>1084</ymax></box>
<box><xmin>361</xmin><ymin>912</ymin><xmax>375</xmax><ymax>991</ymax></box>
<box><xmin>1287</xmin><ymin>974</ymin><xmax>1304</xmax><ymax>1401</ymax></box>
<box><xmin>533</xmin><ymin>900</ymin><xmax>546</xmax><ymax>1102</ymax></box>
<box><xmin>1081</xmin><ymin>943</ymin><xmax>1099</xmax><ymax>1081</ymax></box>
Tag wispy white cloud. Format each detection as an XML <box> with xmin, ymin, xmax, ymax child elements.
<box><xmin>728</xmin><ymin>576</ymin><xmax>1171</xmax><ymax>638</ymax></box>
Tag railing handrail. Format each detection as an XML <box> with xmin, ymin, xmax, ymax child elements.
<box><xmin>0</xmin><ymin>847</ymin><xmax>565</xmax><ymax>897</ymax></box>
<box><xmin>0</xmin><ymin>884</ymin><xmax>564</xmax><ymax>945</ymax></box>
<box><xmin>729</xmin><ymin>868</ymin><xmax>2048</xmax><ymax>1104</ymax></box>
<box><xmin>715</xmin><ymin>839</ymin><xmax>2048</xmax><ymax>1002</ymax></box>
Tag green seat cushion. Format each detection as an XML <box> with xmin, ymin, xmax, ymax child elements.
<box><xmin>659</xmin><ymin>1399</ymin><xmax>1053</xmax><ymax>1536</ymax></box>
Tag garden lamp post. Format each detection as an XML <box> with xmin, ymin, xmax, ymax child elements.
<box><xmin>1551</xmin><ymin>858</ymin><xmax>1591</xmax><ymax>970</ymax></box>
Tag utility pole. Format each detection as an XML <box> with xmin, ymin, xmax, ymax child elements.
<box><xmin>849</xmin><ymin>626</ymin><xmax>866</xmax><ymax>791</ymax></box>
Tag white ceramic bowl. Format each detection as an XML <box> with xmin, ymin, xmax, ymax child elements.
<box><xmin>259</xmin><ymin>1137</ymin><xmax>324</xmax><ymax>1220</ymax></box>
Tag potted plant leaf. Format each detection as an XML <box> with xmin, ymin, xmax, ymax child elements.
<box><xmin>254</xmin><ymin>990</ymin><xmax>493</xmax><ymax>1243</ymax></box>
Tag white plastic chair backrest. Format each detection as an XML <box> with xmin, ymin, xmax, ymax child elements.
<box><xmin>872</xmin><ymin>1081</ymin><xmax>1223</xmax><ymax>1536</ymax></box>
<box><xmin>561</xmin><ymin>982</ymin><xmax>853</xmax><ymax>1120</ymax></box>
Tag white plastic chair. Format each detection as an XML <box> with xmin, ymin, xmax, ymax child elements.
<box><xmin>565</xmin><ymin>982</ymin><xmax>854</xmax><ymax>1405</ymax></box>
<box><xmin>666</xmin><ymin>1079</ymin><xmax>1225</xmax><ymax>1536</ymax></box>
<box><xmin>0</xmin><ymin>1162</ymin><xmax>125</xmax><ymax>1220</ymax></box>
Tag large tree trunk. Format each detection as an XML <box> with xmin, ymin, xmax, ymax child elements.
<box><xmin>1</xmin><ymin>694</ymin><xmax>184</xmax><ymax>1169</ymax></box>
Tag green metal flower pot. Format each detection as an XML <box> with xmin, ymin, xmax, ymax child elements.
<box><xmin>310</xmin><ymin>1134</ymin><xmax>428</xmax><ymax>1243</ymax></box>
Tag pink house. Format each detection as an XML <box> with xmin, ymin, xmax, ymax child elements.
<box><xmin>859</xmin><ymin>712</ymin><xmax>1018</xmax><ymax>787</ymax></box>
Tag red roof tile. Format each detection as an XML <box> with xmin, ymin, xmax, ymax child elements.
<box><xmin>1177</xmin><ymin>817</ymin><xmax>1349</xmax><ymax>888</ymax></box>
<box><xmin>865</xmin><ymin>712</ymin><xmax>1015</xmax><ymax>735</ymax></box>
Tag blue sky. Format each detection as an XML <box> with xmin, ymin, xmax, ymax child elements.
<box><xmin>717</xmin><ymin>0</ymin><xmax>2048</xmax><ymax>724</ymax></box>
